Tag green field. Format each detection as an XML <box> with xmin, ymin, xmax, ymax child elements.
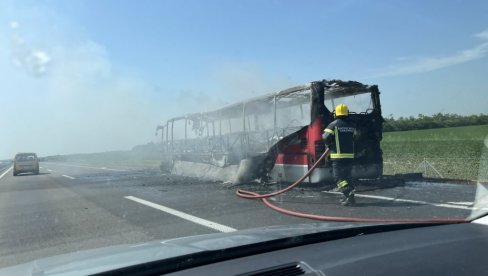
<box><xmin>382</xmin><ymin>125</ymin><xmax>488</xmax><ymax>180</ymax></box>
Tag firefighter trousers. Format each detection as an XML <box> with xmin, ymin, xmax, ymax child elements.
<box><xmin>332</xmin><ymin>159</ymin><xmax>355</xmax><ymax>197</ymax></box>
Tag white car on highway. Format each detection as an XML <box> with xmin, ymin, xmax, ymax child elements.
<box><xmin>13</xmin><ymin>153</ymin><xmax>40</xmax><ymax>176</ymax></box>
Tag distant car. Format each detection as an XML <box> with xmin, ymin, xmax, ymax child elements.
<box><xmin>13</xmin><ymin>153</ymin><xmax>40</xmax><ymax>176</ymax></box>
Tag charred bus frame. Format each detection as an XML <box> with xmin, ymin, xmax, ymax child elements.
<box><xmin>156</xmin><ymin>79</ymin><xmax>383</xmax><ymax>183</ymax></box>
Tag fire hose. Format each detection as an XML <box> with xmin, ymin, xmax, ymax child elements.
<box><xmin>236</xmin><ymin>149</ymin><xmax>465</xmax><ymax>223</ymax></box>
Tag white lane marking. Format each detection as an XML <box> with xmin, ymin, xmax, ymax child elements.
<box><xmin>40</xmin><ymin>166</ymin><xmax>43</xmax><ymax>169</ymax></box>
<box><xmin>125</xmin><ymin>196</ymin><xmax>237</xmax><ymax>233</ymax></box>
<box><xmin>48</xmin><ymin>163</ymin><xmax>128</xmax><ymax>172</ymax></box>
<box><xmin>62</xmin><ymin>174</ymin><xmax>76</xmax><ymax>180</ymax></box>
<box><xmin>0</xmin><ymin>167</ymin><xmax>13</xmax><ymax>180</ymax></box>
<box><xmin>447</xmin><ymin>201</ymin><xmax>473</xmax><ymax>206</ymax></box>
<box><xmin>47</xmin><ymin>169</ymin><xmax>53</xmax><ymax>172</ymax></box>
<box><xmin>323</xmin><ymin>191</ymin><xmax>473</xmax><ymax>210</ymax></box>
<box><xmin>294</xmin><ymin>195</ymin><xmax>317</xmax><ymax>198</ymax></box>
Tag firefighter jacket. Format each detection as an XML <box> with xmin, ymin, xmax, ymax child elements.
<box><xmin>322</xmin><ymin>117</ymin><xmax>356</xmax><ymax>159</ymax></box>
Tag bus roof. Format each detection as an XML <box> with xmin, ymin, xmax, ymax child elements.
<box><xmin>162</xmin><ymin>79</ymin><xmax>377</xmax><ymax>123</ymax></box>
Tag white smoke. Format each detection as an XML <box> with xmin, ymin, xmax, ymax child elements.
<box><xmin>1</xmin><ymin>17</ymin><xmax>161</xmax><ymax>157</ymax></box>
<box><xmin>0</xmin><ymin>12</ymin><xmax>294</xmax><ymax>158</ymax></box>
<box><xmin>9</xmin><ymin>22</ymin><xmax>51</xmax><ymax>77</ymax></box>
<box><xmin>209</xmin><ymin>61</ymin><xmax>295</xmax><ymax>102</ymax></box>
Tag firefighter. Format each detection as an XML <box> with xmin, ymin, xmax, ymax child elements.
<box><xmin>322</xmin><ymin>104</ymin><xmax>357</xmax><ymax>206</ymax></box>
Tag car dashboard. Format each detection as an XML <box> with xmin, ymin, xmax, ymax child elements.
<box><xmin>163</xmin><ymin>223</ymin><xmax>488</xmax><ymax>276</ymax></box>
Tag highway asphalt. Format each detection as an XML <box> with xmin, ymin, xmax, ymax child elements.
<box><xmin>0</xmin><ymin>162</ymin><xmax>479</xmax><ymax>268</ymax></box>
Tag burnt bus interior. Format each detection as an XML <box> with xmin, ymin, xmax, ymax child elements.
<box><xmin>156</xmin><ymin>80</ymin><xmax>383</xmax><ymax>182</ymax></box>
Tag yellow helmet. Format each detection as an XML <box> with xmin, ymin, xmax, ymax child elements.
<box><xmin>335</xmin><ymin>104</ymin><xmax>349</xmax><ymax>116</ymax></box>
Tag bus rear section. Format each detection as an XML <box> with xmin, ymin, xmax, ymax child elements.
<box><xmin>267</xmin><ymin>80</ymin><xmax>383</xmax><ymax>184</ymax></box>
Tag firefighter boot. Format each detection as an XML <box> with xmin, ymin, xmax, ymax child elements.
<box><xmin>341</xmin><ymin>188</ymin><xmax>356</xmax><ymax>206</ymax></box>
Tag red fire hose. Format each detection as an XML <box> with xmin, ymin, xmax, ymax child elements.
<box><xmin>236</xmin><ymin>150</ymin><xmax>465</xmax><ymax>223</ymax></box>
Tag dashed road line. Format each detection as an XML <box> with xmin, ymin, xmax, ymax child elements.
<box><xmin>62</xmin><ymin>174</ymin><xmax>76</xmax><ymax>180</ymax></box>
<box><xmin>47</xmin><ymin>169</ymin><xmax>53</xmax><ymax>172</ymax></box>
<box><xmin>0</xmin><ymin>167</ymin><xmax>13</xmax><ymax>180</ymax></box>
<box><xmin>323</xmin><ymin>191</ymin><xmax>474</xmax><ymax>210</ymax></box>
<box><xmin>125</xmin><ymin>196</ymin><xmax>237</xmax><ymax>233</ymax></box>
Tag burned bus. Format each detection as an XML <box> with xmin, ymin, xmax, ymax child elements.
<box><xmin>156</xmin><ymin>79</ymin><xmax>383</xmax><ymax>184</ymax></box>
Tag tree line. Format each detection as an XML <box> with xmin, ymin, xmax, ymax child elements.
<box><xmin>383</xmin><ymin>113</ymin><xmax>488</xmax><ymax>132</ymax></box>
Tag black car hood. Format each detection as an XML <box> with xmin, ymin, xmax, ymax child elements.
<box><xmin>0</xmin><ymin>222</ymin><xmax>385</xmax><ymax>276</ymax></box>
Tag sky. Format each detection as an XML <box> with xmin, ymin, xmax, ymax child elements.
<box><xmin>0</xmin><ymin>0</ymin><xmax>487</xmax><ymax>158</ymax></box>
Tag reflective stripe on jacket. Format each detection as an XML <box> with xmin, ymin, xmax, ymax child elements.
<box><xmin>322</xmin><ymin>117</ymin><xmax>356</xmax><ymax>159</ymax></box>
